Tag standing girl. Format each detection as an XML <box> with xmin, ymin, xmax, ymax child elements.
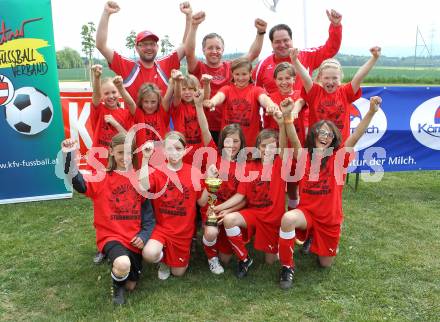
<box><xmin>62</xmin><ymin>133</ymin><xmax>155</xmax><ymax>305</ymax></box>
<box><xmin>204</xmin><ymin>57</ymin><xmax>279</xmax><ymax>146</ymax></box>
<box><xmin>290</xmin><ymin>46</ymin><xmax>381</xmax><ymax>141</ymax></box>
<box><xmin>277</xmin><ymin>96</ymin><xmax>382</xmax><ymax>289</ymax></box>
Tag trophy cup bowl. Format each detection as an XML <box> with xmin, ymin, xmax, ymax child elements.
<box><xmin>205</xmin><ymin>178</ymin><xmax>223</xmax><ymax>226</ymax></box>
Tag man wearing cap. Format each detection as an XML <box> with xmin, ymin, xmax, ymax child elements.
<box><xmin>96</xmin><ymin>1</ymin><xmax>191</xmax><ymax>100</ymax></box>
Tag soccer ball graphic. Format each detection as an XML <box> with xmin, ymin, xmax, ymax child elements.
<box><xmin>4</xmin><ymin>87</ymin><xmax>53</xmax><ymax>135</ymax></box>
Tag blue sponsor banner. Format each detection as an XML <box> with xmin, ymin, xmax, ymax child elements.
<box><xmin>348</xmin><ymin>86</ymin><xmax>440</xmax><ymax>173</ymax></box>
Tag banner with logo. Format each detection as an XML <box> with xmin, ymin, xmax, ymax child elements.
<box><xmin>0</xmin><ymin>0</ymin><xmax>71</xmax><ymax>204</ymax></box>
<box><xmin>349</xmin><ymin>86</ymin><xmax>440</xmax><ymax>173</ymax></box>
<box><xmin>60</xmin><ymin>86</ymin><xmax>440</xmax><ymax>174</ymax></box>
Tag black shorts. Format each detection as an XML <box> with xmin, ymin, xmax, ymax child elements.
<box><xmin>103</xmin><ymin>241</ymin><xmax>143</xmax><ymax>281</ymax></box>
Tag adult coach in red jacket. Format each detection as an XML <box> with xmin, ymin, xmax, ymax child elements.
<box><xmin>96</xmin><ymin>1</ymin><xmax>191</xmax><ymax>100</ymax></box>
<box><xmin>253</xmin><ymin>9</ymin><xmax>343</xmax><ymax>95</ymax></box>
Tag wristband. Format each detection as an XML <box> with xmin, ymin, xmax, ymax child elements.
<box><xmin>258</xmin><ymin>31</ymin><xmax>266</xmax><ymax>35</ymax></box>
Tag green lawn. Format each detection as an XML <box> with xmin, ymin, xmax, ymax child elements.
<box><xmin>1</xmin><ymin>171</ymin><xmax>439</xmax><ymax>321</ymax></box>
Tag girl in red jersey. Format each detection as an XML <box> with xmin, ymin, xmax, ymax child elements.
<box><xmin>277</xmin><ymin>96</ymin><xmax>382</xmax><ymax>289</ymax></box>
<box><xmin>203</xmin><ymin>57</ymin><xmax>279</xmax><ymax>146</ymax></box>
<box><xmin>290</xmin><ymin>46</ymin><xmax>381</xmax><ymax>142</ymax></box>
<box><xmin>90</xmin><ymin>64</ymin><xmax>136</xmax><ymax>264</ymax></box>
<box><xmin>193</xmin><ymin>89</ymin><xmax>247</xmax><ymax>274</ymax></box>
<box><xmin>212</xmin><ymin>110</ymin><xmax>288</xmax><ymax>278</ymax></box>
<box><xmin>140</xmin><ymin>131</ymin><xmax>212</xmax><ymax>280</ymax></box>
<box><xmin>90</xmin><ymin>64</ymin><xmax>135</xmax><ymax>169</ymax></box>
<box><xmin>62</xmin><ymin>133</ymin><xmax>155</xmax><ymax>305</ymax></box>
<box><xmin>169</xmin><ymin>69</ymin><xmax>211</xmax><ymax>166</ymax></box>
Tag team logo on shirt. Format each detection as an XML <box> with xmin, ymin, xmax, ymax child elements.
<box><xmin>160</xmin><ymin>180</ymin><xmax>190</xmax><ymax>216</ymax></box>
<box><xmin>410</xmin><ymin>96</ymin><xmax>440</xmax><ymax>150</ymax></box>
<box><xmin>350</xmin><ymin>98</ymin><xmax>387</xmax><ymax>151</ymax></box>
<box><xmin>249</xmin><ymin>180</ymin><xmax>272</xmax><ymax>208</ymax></box>
<box><xmin>109</xmin><ymin>183</ymin><xmax>140</xmax><ymax>219</ymax></box>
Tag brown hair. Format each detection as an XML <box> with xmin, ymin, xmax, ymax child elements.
<box><xmin>230</xmin><ymin>57</ymin><xmax>253</xmax><ymax>84</ymax></box>
<box><xmin>273</xmin><ymin>62</ymin><xmax>296</xmax><ymax>79</ymax></box>
<box><xmin>137</xmin><ymin>83</ymin><xmax>162</xmax><ymax>109</ymax></box>
<box><xmin>202</xmin><ymin>33</ymin><xmax>225</xmax><ymax>49</ymax></box>
<box><xmin>218</xmin><ymin>124</ymin><xmax>246</xmax><ymax>161</ymax></box>
<box><xmin>106</xmin><ymin>133</ymin><xmax>138</xmax><ymax>171</ymax></box>
<box><xmin>306</xmin><ymin>120</ymin><xmax>342</xmax><ymax>168</ymax></box>
<box><xmin>269</xmin><ymin>24</ymin><xmax>292</xmax><ymax>42</ymax></box>
<box><xmin>253</xmin><ymin>129</ymin><xmax>279</xmax><ymax>160</ymax></box>
<box><xmin>182</xmin><ymin>74</ymin><xmax>200</xmax><ymax>91</ymax></box>
<box><xmin>315</xmin><ymin>58</ymin><xmax>344</xmax><ymax>83</ymax></box>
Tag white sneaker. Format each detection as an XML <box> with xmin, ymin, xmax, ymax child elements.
<box><xmin>208</xmin><ymin>257</ymin><xmax>224</xmax><ymax>275</ymax></box>
<box><xmin>158</xmin><ymin>262</ymin><xmax>170</xmax><ymax>280</ymax></box>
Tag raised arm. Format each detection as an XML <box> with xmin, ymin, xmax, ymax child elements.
<box><xmin>290</xmin><ymin>48</ymin><xmax>313</xmax><ymax>92</ymax></box>
<box><xmin>139</xmin><ymin>142</ymin><xmax>154</xmax><ymax>191</ymax></box>
<box><xmin>351</xmin><ymin>46</ymin><xmax>381</xmax><ymax>93</ymax></box>
<box><xmin>91</xmin><ymin>64</ymin><xmax>103</xmax><ymax>106</ymax></box>
<box><xmin>175</xmin><ymin>2</ymin><xmax>195</xmax><ymax>60</ymax></box>
<box><xmin>113</xmin><ymin>75</ymin><xmax>136</xmax><ymax>115</ymax></box>
<box><xmin>171</xmin><ymin>69</ymin><xmax>184</xmax><ymax>107</ymax></box>
<box><xmin>345</xmin><ymin>96</ymin><xmax>381</xmax><ymax>148</ymax></box>
<box><xmin>244</xmin><ymin>18</ymin><xmax>267</xmax><ymax>62</ymax></box>
<box><xmin>193</xmin><ymin>89</ymin><xmax>212</xmax><ymax>146</ymax></box>
<box><xmin>292</xmin><ymin>98</ymin><xmax>305</xmax><ymax>120</ymax></box>
<box><xmin>162</xmin><ymin>71</ymin><xmax>182</xmax><ymax>112</ymax></box>
<box><xmin>96</xmin><ymin>1</ymin><xmax>120</xmax><ymax>64</ymax></box>
<box><xmin>61</xmin><ymin>139</ymin><xmax>86</xmax><ymax>193</ymax></box>
<box><xmin>281</xmin><ymin>98</ymin><xmax>302</xmax><ymax>160</ymax></box>
<box><xmin>104</xmin><ymin>115</ymin><xmax>126</xmax><ymax>135</ymax></box>
<box><xmin>185</xmin><ymin>11</ymin><xmax>206</xmax><ymax>73</ymax></box>
<box><xmin>272</xmin><ymin>110</ymin><xmax>287</xmax><ymax>159</ymax></box>
<box><xmin>201</xmin><ymin>74</ymin><xmax>212</xmax><ymax>100</ymax></box>
<box><xmin>179</xmin><ymin>2</ymin><xmax>193</xmax><ymax>43</ymax></box>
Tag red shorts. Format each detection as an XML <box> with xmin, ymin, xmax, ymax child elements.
<box><xmin>239</xmin><ymin>208</ymin><xmax>280</xmax><ymax>254</ymax></box>
<box><xmin>295</xmin><ymin>208</ymin><xmax>342</xmax><ymax>257</ymax></box>
<box><xmin>150</xmin><ymin>228</ymin><xmax>191</xmax><ymax>268</ymax></box>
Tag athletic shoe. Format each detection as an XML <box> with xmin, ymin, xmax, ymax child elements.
<box><xmin>158</xmin><ymin>262</ymin><xmax>170</xmax><ymax>280</ymax></box>
<box><xmin>301</xmin><ymin>238</ymin><xmax>312</xmax><ymax>255</ymax></box>
<box><xmin>236</xmin><ymin>256</ymin><xmax>253</xmax><ymax>278</ymax></box>
<box><xmin>208</xmin><ymin>257</ymin><xmax>224</xmax><ymax>275</ymax></box>
<box><xmin>111</xmin><ymin>282</ymin><xmax>126</xmax><ymax>305</ymax></box>
<box><xmin>279</xmin><ymin>266</ymin><xmax>295</xmax><ymax>290</ymax></box>
<box><xmin>93</xmin><ymin>251</ymin><xmax>105</xmax><ymax>265</ymax></box>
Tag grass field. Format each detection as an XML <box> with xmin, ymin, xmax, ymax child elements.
<box><xmin>57</xmin><ymin>66</ymin><xmax>440</xmax><ymax>85</ymax></box>
<box><xmin>1</xmin><ymin>171</ymin><xmax>439</xmax><ymax>321</ymax></box>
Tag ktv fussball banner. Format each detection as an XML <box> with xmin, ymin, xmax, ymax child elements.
<box><xmin>349</xmin><ymin>86</ymin><xmax>440</xmax><ymax>173</ymax></box>
<box><xmin>0</xmin><ymin>0</ymin><xmax>71</xmax><ymax>204</ymax></box>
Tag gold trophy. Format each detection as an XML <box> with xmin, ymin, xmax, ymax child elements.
<box><xmin>204</xmin><ymin>177</ymin><xmax>223</xmax><ymax>226</ymax></box>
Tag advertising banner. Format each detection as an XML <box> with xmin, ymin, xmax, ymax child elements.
<box><xmin>0</xmin><ymin>0</ymin><xmax>71</xmax><ymax>204</ymax></box>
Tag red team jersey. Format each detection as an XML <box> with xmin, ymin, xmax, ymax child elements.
<box><xmin>109</xmin><ymin>51</ymin><xmax>180</xmax><ymax>99</ymax></box>
<box><xmin>84</xmin><ymin>170</ymin><xmax>143</xmax><ymax>253</ymax></box>
<box><xmin>171</xmin><ymin>102</ymin><xmax>203</xmax><ymax>165</ymax></box>
<box><xmin>90</xmin><ymin>102</ymin><xmax>133</xmax><ymax>166</ymax></box>
<box><xmin>253</xmin><ymin>24</ymin><xmax>342</xmax><ymax>95</ymax></box>
<box><xmin>192</xmin><ymin>61</ymin><xmax>232</xmax><ymax>131</ymax></box>
<box><xmin>236</xmin><ymin>157</ymin><xmax>286</xmax><ymax>252</ymax></box>
<box><xmin>219</xmin><ymin>84</ymin><xmax>265</xmax><ymax>146</ymax></box>
<box><xmin>305</xmin><ymin>82</ymin><xmax>361</xmax><ymax>141</ymax></box>
<box><xmin>148</xmin><ymin>163</ymin><xmax>204</xmax><ymax>241</ymax></box>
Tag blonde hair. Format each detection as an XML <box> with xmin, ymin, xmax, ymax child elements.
<box><xmin>182</xmin><ymin>74</ymin><xmax>200</xmax><ymax>90</ymax></box>
<box><xmin>273</xmin><ymin>62</ymin><xmax>296</xmax><ymax>79</ymax></box>
<box><xmin>315</xmin><ymin>58</ymin><xmax>344</xmax><ymax>82</ymax></box>
<box><xmin>164</xmin><ymin>131</ymin><xmax>186</xmax><ymax>148</ymax></box>
<box><xmin>137</xmin><ymin>83</ymin><xmax>162</xmax><ymax>109</ymax></box>
<box><xmin>106</xmin><ymin>133</ymin><xmax>137</xmax><ymax>171</ymax></box>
